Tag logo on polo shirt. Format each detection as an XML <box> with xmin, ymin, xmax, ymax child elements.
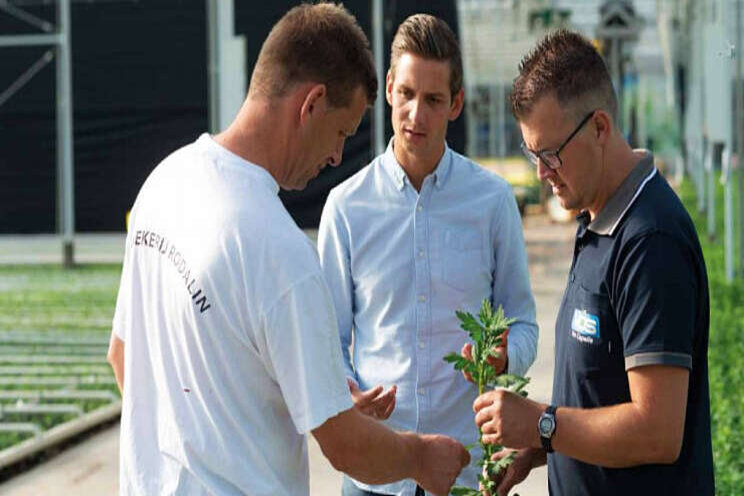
<box><xmin>571</xmin><ymin>309</ymin><xmax>600</xmax><ymax>344</ymax></box>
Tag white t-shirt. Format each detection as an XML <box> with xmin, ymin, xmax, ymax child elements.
<box><xmin>113</xmin><ymin>134</ymin><xmax>352</xmax><ymax>496</ymax></box>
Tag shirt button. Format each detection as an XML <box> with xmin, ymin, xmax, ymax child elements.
<box><xmin>418</xmin><ymin>294</ymin><xmax>426</xmax><ymax>303</ymax></box>
<box><xmin>417</xmin><ymin>205</ymin><xmax>423</xmax><ymax>212</ymax></box>
<box><xmin>418</xmin><ymin>341</ymin><xmax>425</xmax><ymax>349</ymax></box>
<box><xmin>418</xmin><ymin>387</ymin><xmax>425</xmax><ymax>396</ymax></box>
<box><xmin>570</xmin><ymin>272</ymin><xmax>576</xmax><ymax>282</ymax></box>
<box><xmin>418</xmin><ymin>250</ymin><xmax>425</xmax><ymax>258</ymax></box>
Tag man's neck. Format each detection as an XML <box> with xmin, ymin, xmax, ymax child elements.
<box><xmin>587</xmin><ymin>140</ymin><xmax>644</xmax><ymax>220</ymax></box>
<box><xmin>214</xmin><ymin>97</ymin><xmax>292</xmax><ymax>186</ymax></box>
<box><xmin>392</xmin><ymin>139</ymin><xmax>445</xmax><ymax>192</ymax></box>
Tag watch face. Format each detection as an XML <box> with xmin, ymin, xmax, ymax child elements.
<box><xmin>539</xmin><ymin>416</ymin><xmax>555</xmax><ymax>436</ymax></box>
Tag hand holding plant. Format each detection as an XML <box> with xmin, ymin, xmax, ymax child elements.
<box><xmin>460</xmin><ymin>327</ymin><xmax>508</xmax><ymax>381</ymax></box>
<box><xmin>443</xmin><ymin>299</ymin><xmax>530</xmax><ymax>496</ymax></box>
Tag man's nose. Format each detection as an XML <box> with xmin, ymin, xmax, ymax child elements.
<box><xmin>409</xmin><ymin>98</ymin><xmax>423</xmax><ymax>124</ymax></box>
<box><xmin>328</xmin><ymin>140</ymin><xmax>344</xmax><ymax>167</ymax></box>
<box><xmin>536</xmin><ymin>158</ymin><xmax>554</xmax><ymax>182</ymax></box>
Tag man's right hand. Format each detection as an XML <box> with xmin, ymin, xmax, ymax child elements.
<box><xmin>348</xmin><ymin>378</ymin><xmax>397</xmax><ymax>420</ymax></box>
<box><xmin>413</xmin><ymin>434</ymin><xmax>470</xmax><ymax>496</ymax></box>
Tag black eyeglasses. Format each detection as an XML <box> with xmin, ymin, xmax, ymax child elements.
<box><xmin>520</xmin><ymin>111</ymin><xmax>595</xmax><ymax>170</ymax></box>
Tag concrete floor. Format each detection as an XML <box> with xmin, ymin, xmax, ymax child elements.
<box><xmin>0</xmin><ymin>214</ymin><xmax>575</xmax><ymax>495</ymax></box>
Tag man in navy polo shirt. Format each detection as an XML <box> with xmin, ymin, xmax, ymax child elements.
<box><xmin>471</xmin><ymin>30</ymin><xmax>714</xmax><ymax>495</ymax></box>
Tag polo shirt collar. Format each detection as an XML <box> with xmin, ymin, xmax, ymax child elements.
<box><xmin>587</xmin><ymin>151</ymin><xmax>657</xmax><ymax>236</ymax></box>
<box><xmin>381</xmin><ymin>138</ymin><xmax>453</xmax><ymax>191</ymax></box>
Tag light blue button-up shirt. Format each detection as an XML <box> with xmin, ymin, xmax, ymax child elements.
<box><xmin>318</xmin><ymin>140</ymin><xmax>538</xmax><ymax>495</ymax></box>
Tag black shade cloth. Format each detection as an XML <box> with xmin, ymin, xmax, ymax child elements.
<box><xmin>0</xmin><ymin>0</ymin><xmax>463</xmax><ymax>232</ymax></box>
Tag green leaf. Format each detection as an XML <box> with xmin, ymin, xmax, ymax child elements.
<box><xmin>463</xmin><ymin>361</ymin><xmax>478</xmax><ymax>377</ymax></box>
<box><xmin>443</xmin><ymin>352</ymin><xmax>466</xmax><ymax>366</ymax></box>
<box><xmin>456</xmin><ymin>311</ymin><xmax>484</xmax><ymax>342</ymax></box>
<box><xmin>450</xmin><ymin>487</ymin><xmax>479</xmax><ymax>496</ymax></box>
<box><xmin>493</xmin><ymin>450</ymin><xmax>516</xmax><ymax>473</ymax></box>
<box><xmin>445</xmin><ymin>299</ymin><xmax>532</xmax><ymax>495</ymax></box>
<box><xmin>479</xmin><ymin>299</ymin><xmax>494</xmax><ymax>328</ymax></box>
<box><xmin>481</xmin><ymin>366</ymin><xmax>496</xmax><ymax>386</ymax></box>
<box><xmin>443</xmin><ymin>352</ymin><xmax>461</xmax><ymax>363</ymax></box>
<box><xmin>490</xmin><ymin>374</ymin><xmax>530</xmax><ymax>395</ymax></box>
<box><xmin>485</xmin><ymin>348</ymin><xmax>502</xmax><ymax>360</ymax></box>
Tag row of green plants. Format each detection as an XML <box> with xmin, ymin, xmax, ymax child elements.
<box><xmin>0</xmin><ymin>264</ymin><xmax>121</xmax><ymax>451</ymax></box>
<box><xmin>679</xmin><ymin>176</ymin><xmax>744</xmax><ymax>494</ymax></box>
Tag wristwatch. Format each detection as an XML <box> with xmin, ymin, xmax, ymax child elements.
<box><xmin>538</xmin><ymin>405</ymin><xmax>557</xmax><ymax>453</ymax></box>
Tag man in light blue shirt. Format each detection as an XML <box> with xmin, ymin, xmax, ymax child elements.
<box><xmin>318</xmin><ymin>14</ymin><xmax>538</xmax><ymax>496</ymax></box>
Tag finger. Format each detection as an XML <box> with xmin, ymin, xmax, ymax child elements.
<box><xmin>477</xmin><ymin>415</ymin><xmax>498</xmax><ymax>436</ymax></box>
<box><xmin>486</xmin><ymin>347</ymin><xmax>504</xmax><ymax>366</ymax></box>
<box><xmin>474</xmin><ymin>408</ymin><xmax>491</xmax><ymax>429</ymax></box>
<box><xmin>461</xmin><ymin>342</ymin><xmax>473</xmax><ymax>360</ymax></box>
<box><xmin>490</xmin><ymin>450</ymin><xmax>512</xmax><ymax>462</ymax></box>
<box><xmin>380</xmin><ymin>385</ymin><xmax>397</xmax><ymax>408</ymax></box>
<box><xmin>380</xmin><ymin>391</ymin><xmax>396</xmax><ymax>419</ymax></box>
<box><xmin>460</xmin><ymin>343</ymin><xmax>476</xmax><ymax>382</ymax></box>
<box><xmin>347</xmin><ymin>378</ymin><xmax>359</xmax><ymax>393</ymax></box>
<box><xmin>373</xmin><ymin>385</ymin><xmax>397</xmax><ymax>403</ymax></box>
<box><xmin>489</xmin><ymin>469</ymin><xmax>506</xmax><ymax>493</ymax></box>
<box><xmin>372</xmin><ymin>387</ymin><xmax>396</xmax><ymax>415</ymax></box>
<box><xmin>497</xmin><ymin>468</ymin><xmax>519</xmax><ymax>496</ymax></box>
<box><xmin>481</xmin><ymin>432</ymin><xmax>502</xmax><ymax>446</ymax></box>
<box><xmin>473</xmin><ymin>391</ymin><xmax>496</xmax><ymax>413</ymax></box>
<box><xmin>355</xmin><ymin>385</ymin><xmax>384</xmax><ymax>406</ymax></box>
<box><xmin>481</xmin><ymin>457</ymin><xmax>505</xmax><ymax>492</ymax></box>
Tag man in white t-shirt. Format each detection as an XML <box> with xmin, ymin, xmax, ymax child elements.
<box><xmin>107</xmin><ymin>4</ymin><xmax>469</xmax><ymax>496</ymax></box>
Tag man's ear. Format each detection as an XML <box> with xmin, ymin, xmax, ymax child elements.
<box><xmin>300</xmin><ymin>84</ymin><xmax>327</xmax><ymax>126</ymax></box>
<box><xmin>385</xmin><ymin>70</ymin><xmax>394</xmax><ymax>107</ymax></box>
<box><xmin>448</xmin><ymin>88</ymin><xmax>465</xmax><ymax>121</ymax></box>
<box><xmin>593</xmin><ymin>109</ymin><xmax>613</xmax><ymax>145</ymax></box>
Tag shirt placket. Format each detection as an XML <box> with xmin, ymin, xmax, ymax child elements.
<box><xmin>413</xmin><ymin>178</ymin><xmax>432</xmax><ymax>435</ymax></box>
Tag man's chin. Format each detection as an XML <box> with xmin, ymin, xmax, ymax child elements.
<box><xmin>557</xmin><ymin>197</ymin><xmax>580</xmax><ymax>213</ymax></box>
<box><xmin>280</xmin><ymin>179</ymin><xmax>308</xmax><ymax>191</ymax></box>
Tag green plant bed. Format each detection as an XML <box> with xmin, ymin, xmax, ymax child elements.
<box><xmin>0</xmin><ymin>264</ymin><xmax>121</xmax><ymax>333</ymax></box>
<box><xmin>0</xmin><ymin>412</ymin><xmax>80</xmax><ymax>431</ymax></box>
<box><xmin>679</xmin><ymin>176</ymin><xmax>744</xmax><ymax>493</ymax></box>
<box><xmin>0</xmin><ymin>264</ymin><xmax>122</xmax><ymax>452</ymax></box>
<box><xmin>0</xmin><ymin>433</ymin><xmax>35</xmax><ymax>451</ymax></box>
<box><xmin>0</xmin><ymin>398</ymin><xmax>113</xmax><ymax>412</ymax></box>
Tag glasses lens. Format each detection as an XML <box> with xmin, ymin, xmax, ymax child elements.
<box><xmin>541</xmin><ymin>152</ymin><xmax>561</xmax><ymax>170</ymax></box>
<box><xmin>520</xmin><ymin>143</ymin><xmax>538</xmax><ymax>166</ymax></box>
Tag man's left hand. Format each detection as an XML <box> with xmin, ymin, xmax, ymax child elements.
<box><xmin>473</xmin><ymin>389</ymin><xmax>543</xmax><ymax>449</ymax></box>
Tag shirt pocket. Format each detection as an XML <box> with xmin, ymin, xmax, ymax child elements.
<box><xmin>568</xmin><ymin>285</ymin><xmax>628</xmax><ymax>405</ymax></box>
<box><xmin>567</xmin><ymin>285</ymin><xmax>617</xmax><ymax>372</ymax></box>
<box><xmin>441</xmin><ymin>228</ymin><xmax>483</xmax><ymax>292</ymax></box>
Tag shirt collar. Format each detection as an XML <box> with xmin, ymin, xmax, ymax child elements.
<box><xmin>381</xmin><ymin>138</ymin><xmax>453</xmax><ymax>191</ymax></box>
<box><xmin>199</xmin><ymin>133</ymin><xmax>280</xmax><ymax>195</ymax></box>
<box><xmin>586</xmin><ymin>150</ymin><xmax>656</xmax><ymax>236</ymax></box>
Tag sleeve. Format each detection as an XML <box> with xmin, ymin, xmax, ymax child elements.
<box><xmin>262</xmin><ymin>273</ymin><xmax>354</xmax><ymax>434</ymax></box>
<box><xmin>490</xmin><ymin>189</ymin><xmax>539</xmax><ymax>377</ymax></box>
<box><xmin>111</xmin><ymin>213</ymin><xmax>138</xmax><ymax>342</ymax></box>
<box><xmin>614</xmin><ymin>232</ymin><xmax>696</xmax><ymax>370</ymax></box>
<box><xmin>317</xmin><ymin>191</ymin><xmax>358</xmax><ymax>383</ymax></box>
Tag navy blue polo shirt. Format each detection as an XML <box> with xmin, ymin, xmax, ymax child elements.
<box><xmin>549</xmin><ymin>153</ymin><xmax>714</xmax><ymax>495</ymax></box>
